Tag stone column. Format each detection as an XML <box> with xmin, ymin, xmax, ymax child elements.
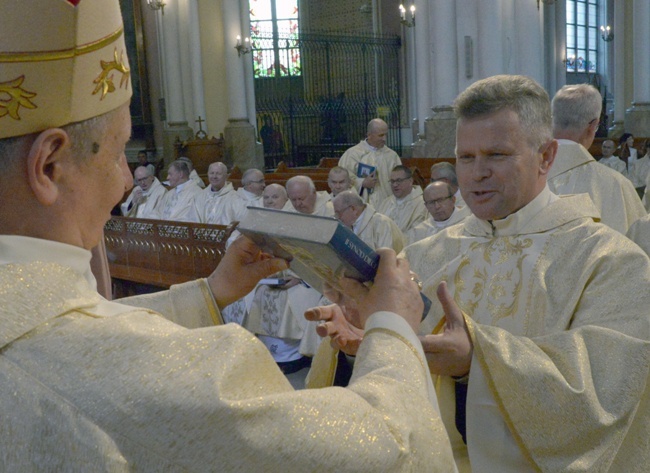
<box><xmin>609</xmin><ymin>0</ymin><xmax>625</xmax><ymax>137</ymax></box>
<box><xmin>414</xmin><ymin>0</ymin><xmax>431</xmax><ymax>138</ymax></box>
<box><xmin>624</xmin><ymin>0</ymin><xmax>650</xmax><ymax>137</ymax></box>
<box><xmin>513</xmin><ymin>0</ymin><xmax>544</xmax><ymax>84</ymax></box>
<box><xmin>160</xmin><ymin>0</ymin><xmax>193</xmax><ymax>164</ymax></box>
<box><xmin>220</xmin><ymin>0</ymin><xmax>263</xmax><ymax>171</ymax></box>
<box><xmin>417</xmin><ymin>0</ymin><xmax>458</xmax><ymax>158</ymax></box>
<box><xmin>477</xmin><ymin>0</ymin><xmax>504</xmax><ymax>77</ymax></box>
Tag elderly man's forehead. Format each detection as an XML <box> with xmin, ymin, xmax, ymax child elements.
<box><xmin>425</xmin><ymin>184</ymin><xmax>449</xmax><ymax>198</ymax></box>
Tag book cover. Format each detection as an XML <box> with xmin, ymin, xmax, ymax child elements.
<box><xmin>238</xmin><ymin>207</ymin><xmax>432</xmax><ymax>320</ymax></box>
<box><xmin>356</xmin><ymin>162</ymin><xmax>376</xmax><ymax>178</ymax></box>
<box><xmin>237</xmin><ymin>207</ymin><xmax>379</xmax><ymax>294</ymax></box>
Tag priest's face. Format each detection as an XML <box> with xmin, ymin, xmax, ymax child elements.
<box><xmin>424</xmin><ymin>183</ymin><xmax>455</xmax><ymax>222</ymax></box>
<box><xmin>287</xmin><ymin>182</ymin><xmax>317</xmax><ymax>214</ymax></box>
<box><xmin>263</xmin><ymin>185</ymin><xmax>288</xmax><ymax>209</ymax></box>
<box><xmin>208</xmin><ymin>163</ymin><xmax>228</xmax><ymax>191</ymax></box>
<box><xmin>455</xmin><ymin>108</ymin><xmax>555</xmax><ymax>221</ymax></box>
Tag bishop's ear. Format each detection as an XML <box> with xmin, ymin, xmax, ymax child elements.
<box><xmin>25</xmin><ymin>128</ymin><xmax>71</xmax><ymax>206</ymax></box>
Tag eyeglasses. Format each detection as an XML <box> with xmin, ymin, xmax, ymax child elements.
<box><xmin>248</xmin><ymin>179</ymin><xmax>265</xmax><ymax>184</ymax></box>
<box><xmin>424</xmin><ymin>195</ymin><xmax>453</xmax><ymax>206</ymax></box>
<box><xmin>388</xmin><ymin>177</ymin><xmax>410</xmax><ymax>185</ymax></box>
<box><xmin>135</xmin><ymin>176</ymin><xmax>153</xmax><ymax>184</ymax></box>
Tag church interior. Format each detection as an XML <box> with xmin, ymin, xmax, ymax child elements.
<box><xmin>123</xmin><ymin>0</ymin><xmax>650</xmax><ymax>173</ymax></box>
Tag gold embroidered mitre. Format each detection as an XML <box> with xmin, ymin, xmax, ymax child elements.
<box><xmin>0</xmin><ymin>0</ymin><xmax>132</xmax><ymax>139</ymax></box>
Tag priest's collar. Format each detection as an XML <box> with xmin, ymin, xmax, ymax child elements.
<box><xmin>0</xmin><ymin>235</ymin><xmax>96</xmax><ymax>290</ymax></box>
<box><xmin>468</xmin><ymin>185</ymin><xmax>558</xmax><ymax>237</ymax></box>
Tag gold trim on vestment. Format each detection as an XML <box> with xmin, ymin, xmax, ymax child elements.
<box><xmin>0</xmin><ymin>27</ymin><xmax>124</xmax><ymax>63</ymax></box>
<box><xmin>199</xmin><ymin>279</ymin><xmax>224</xmax><ymax>326</ymax></box>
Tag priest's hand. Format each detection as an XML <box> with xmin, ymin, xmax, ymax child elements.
<box><xmin>208</xmin><ymin>235</ymin><xmax>289</xmax><ymax>309</ymax></box>
<box><xmin>361</xmin><ymin>171</ymin><xmax>378</xmax><ymax>189</ymax></box>
<box><xmin>305</xmin><ymin>304</ymin><xmax>364</xmax><ymax>356</ymax></box>
<box><xmin>330</xmin><ymin>248</ymin><xmax>424</xmax><ymax>332</ymax></box>
<box><xmin>419</xmin><ymin>282</ymin><xmax>473</xmax><ymax>377</ymax></box>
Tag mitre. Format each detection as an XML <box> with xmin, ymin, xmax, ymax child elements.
<box><xmin>0</xmin><ymin>0</ymin><xmax>132</xmax><ymax>139</ymax></box>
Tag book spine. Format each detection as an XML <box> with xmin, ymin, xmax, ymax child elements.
<box><xmin>329</xmin><ymin>225</ymin><xmax>380</xmax><ymax>281</ymax></box>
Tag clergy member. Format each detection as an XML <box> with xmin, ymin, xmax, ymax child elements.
<box><xmin>120</xmin><ymin>165</ymin><xmax>167</xmax><ymax>218</ymax></box>
<box><xmin>339</xmin><ymin>118</ymin><xmax>402</xmax><ymax>207</ymax></box>
<box><xmin>327</xmin><ymin>166</ymin><xmax>352</xmax><ymax>198</ymax></box>
<box><xmin>314</xmin><ymin>75</ymin><xmax>650</xmax><ymax>473</ymax></box>
<box><xmin>377</xmin><ymin>165</ymin><xmax>428</xmax><ymax>233</ymax></box>
<box><xmin>549</xmin><ymin>84</ymin><xmax>645</xmax><ymax>234</ymax></box>
<box><xmin>332</xmin><ymin>190</ymin><xmax>405</xmax><ymax>253</ymax></box>
<box><xmin>430</xmin><ymin>161</ymin><xmax>466</xmax><ymax>208</ymax></box>
<box><xmin>194</xmin><ymin>161</ymin><xmax>238</xmax><ymax>224</ymax></box>
<box><xmin>0</xmin><ymin>1</ymin><xmax>458</xmax><ymax>471</ymax></box>
<box><xmin>405</xmin><ymin>182</ymin><xmax>470</xmax><ymax>245</ymax></box>
<box><xmin>599</xmin><ymin>139</ymin><xmax>628</xmax><ymax>175</ymax></box>
<box><xmin>285</xmin><ymin>175</ymin><xmax>334</xmax><ymax>217</ymax></box>
<box><xmin>153</xmin><ymin>160</ymin><xmax>203</xmax><ymax>222</ymax></box>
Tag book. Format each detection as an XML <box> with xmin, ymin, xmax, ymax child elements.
<box><xmin>237</xmin><ymin>207</ymin><xmax>432</xmax><ymax>318</ymax></box>
<box><xmin>356</xmin><ymin>162</ymin><xmax>376</xmax><ymax>178</ymax></box>
<box><xmin>258</xmin><ymin>278</ymin><xmax>290</xmax><ymax>287</ymax></box>
<box><xmin>238</xmin><ymin>207</ymin><xmax>378</xmax><ymax>293</ymax></box>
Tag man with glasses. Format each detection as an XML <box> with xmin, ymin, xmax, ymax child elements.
<box><xmin>377</xmin><ymin>165</ymin><xmax>428</xmax><ymax>233</ymax></box>
<box><xmin>550</xmin><ymin>84</ymin><xmax>645</xmax><ymax>234</ymax></box>
<box><xmin>120</xmin><ymin>166</ymin><xmax>167</xmax><ymax>218</ymax></box>
<box><xmin>229</xmin><ymin>168</ymin><xmax>266</xmax><ymax>221</ymax></box>
<box><xmin>405</xmin><ymin>181</ymin><xmax>470</xmax><ymax>245</ymax></box>
<box><xmin>430</xmin><ymin>161</ymin><xmax>466</xmax><ymax>208</ymax></box>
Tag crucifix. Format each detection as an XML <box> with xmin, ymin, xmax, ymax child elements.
<box><xmin>195</xmin><ymin>116</ymin><xmax>208</xmax><ymax>139</ymax></box>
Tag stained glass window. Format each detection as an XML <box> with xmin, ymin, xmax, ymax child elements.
<box><xmin>566</xmin><ymin>0</ymin><xmax>599</xmax><ymax>73</ymax></box>
<box><xmin>250</xmin><ymin>0</ymin><xmax>300</xmax><ymax>78</ymax></box>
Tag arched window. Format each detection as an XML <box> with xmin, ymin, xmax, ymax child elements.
<box><xmin>249</xmin><ymin>0</ymin><xmax>301</xmax><ymax>78</ymax></box>
<box><xmin>566</xmin><ymin>0</ymin><xmax>599</xmax><ymax>73</ymax></box>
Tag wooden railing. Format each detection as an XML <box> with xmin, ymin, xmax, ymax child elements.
<box><xmin>104</xmin><ymin>217</ymin><xmax>236</xmax><ymax>292</ymax></box>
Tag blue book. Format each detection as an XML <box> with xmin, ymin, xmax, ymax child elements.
<box><xmin>356</xmin><ymin>162</ymin><xmax>376</xmax><ymax>178</ymax></box>
<box><xmin>238</xmin><ymin>207</ymin><xmax>431</xmax><ymax>318</ymax></box>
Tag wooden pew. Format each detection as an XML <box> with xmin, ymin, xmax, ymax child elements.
<box><xmin>104</xmin><ymin>216</ymin><xmax>237</xmax><ymax>295</ymax></box>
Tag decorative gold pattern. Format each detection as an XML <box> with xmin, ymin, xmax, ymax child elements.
<box><xmin>0</xmin><ymin>27</ymin><xmax>124</xmax><ymax>63</ymax></box>
<box><xmin>0</xmin><ymin>75</ymin><xmax>37</xmax><ymax>120</ymax></box>
<box><xmin>92</xmin><ymin>48</ymin><xmax>130</xmax><ymax>100</ymax></box>
<box><xmin>454</xmin><ymin>237</ymin><xmax>532</xmax><ymax>325</ymax></box>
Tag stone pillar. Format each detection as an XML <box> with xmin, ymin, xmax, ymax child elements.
<box><xmin>160</xmin><ymin>0</ymin><xmax>193</xmax><ymax>163</ymax></box>
<box><xmin>609</xmin><ymin>0</ymin><xmax>625</xmax><ymax>137</ymax></box>
<box><xmin>188</xmin><ymin>0</ymin><xmax>207</xmax><ymax>128</ymax></box>
<box><xmin>477</xmin><ymin>0</ymin><xmax>504</xmax><ymax>77</ymax></box>
<box><xmin>513</xmin><ymin>0</ymin><xmax>544</xmax><ymax>84</ymax></box>
<box><xmin>414</xmin><ymin>0</ymin><xmax>432</xmax><ymax>137</ymax></box>
<box><xmin>221</xmin><ymin>0</ymin><xmax>263</xmax><ymax>171</ymax></box>
<box><xmin>418</xmin><ymin>0</ymin><xmax>458</xmax><ymax>158</ymax></box>
<box><xmin>624</xmin><ymin>0</ymin><xmax>650</xmax><ymax>137</ymax></box>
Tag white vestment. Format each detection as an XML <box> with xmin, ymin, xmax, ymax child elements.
<box><xmin>153</xmin><ymin>180</ymin><xmax>203</xmax><ymax>222</ymax></box>
<box><xmin>119</xmin><ymin>178</ymin><xmax>167</xmax><ymax>218</ymax></box>
<box><xmin>352</xmin><ymin>204</ymin><xmax>405</xmax><ymax>253</ymax></box>
<box><xmin>377</xmin><ymin>186</ymin><xmax>429</xmax><ymax>234</ymax></box>
<box><xmin>339</xmin><ymin>140</ymin><xmax>402</xmax><ymax>207</ymax></box>
<box><xmin>0</xmin><ymin>234</ymin><xmax>458</xmax><ymax>472</ymax></box>
<box><xmin>599</xmin><ymin>154</ymin><xmax>628</xmax><ymax>176</ymax></box>
<box><xmin>189</xmin><ymin>169</ymin><xmax>206</xmax><ymax>188</ymax></box>
<box><xmin>405</xmin><ymin>205</ymin><xmax>471</xmax><ymax>245</ymax></box>
<box><xmin>228</xmin><ymin>187</ymin><xmax>264</xmax><ymax>222</ymax></box>
<box><xmin>403</xmin><ymin>186</ymin><xmax>650</xmax><ymax>473</ymax></box>
<box><xmin>282</xmin><ymin>191</ymin><xmax>335</xmax><ymax>218</ymax></box>
<box><xmin>549</xmin><ymin>141</ymin><xmax>645</xmax><ymax>234</ymax></box>
<box><xmin>194</xmin><ymin>182</ymin><xmax>239</xmax><ymax>224</ymax></box>
<box><xmin>626</xmin><ymin>213</ymin><xmax>650</xmax><ymax>257</ymax></box>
